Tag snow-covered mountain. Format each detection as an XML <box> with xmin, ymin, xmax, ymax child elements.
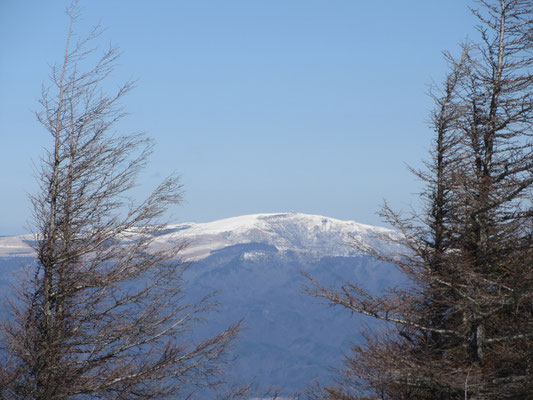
<box><xmin>0</xmin><ymin>212</ymin><xmax>396</xmax><ymax>261</ymax></box>
<box><xmin>0</xmin><ymin>213</ymin><xmax>404</xmax><ymax>393</ymax></box>
<box><xmin>148</xmin><ymin>212</ymin><xmax>397</xmax><ymax>260</ymax></box>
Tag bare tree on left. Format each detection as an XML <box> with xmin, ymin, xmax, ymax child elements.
<box><xmin>0</xmin><ymin>2</ymin><xmax>239</xmax><ymax>399</ymax></box>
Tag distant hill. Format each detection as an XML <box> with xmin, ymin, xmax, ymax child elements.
<box><xmin>0</xmin><ymin>213</ymin><xmax>405</xmax><ymax>393</ymax></box>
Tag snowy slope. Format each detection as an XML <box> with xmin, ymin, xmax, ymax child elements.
<box><xmin>149</xmin><ymin>212</ymin><xmax>396</xmax><ymax>260</ymax></box>
<box><xmin>0</xmin><ymin>213</ymin><xmax>394</xmax><ymax>259</ymax></box>
<box><xmin>0</xmin><ymin>213</ymin><xmax>396</xmax><ymax>261</ymax></box>
<box><xmin>0</xmin><ymin>234</ymin><xmax>35</xmax><ymax>258</ymax></box>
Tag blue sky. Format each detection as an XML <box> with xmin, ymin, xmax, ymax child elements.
<box><xmin>0</xmin><ymin>1</ymin><xmax>478</xmax><ymax>235</ymax></box>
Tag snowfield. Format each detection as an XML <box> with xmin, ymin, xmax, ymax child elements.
<box><xmin>0</xmin><ymin>213</ymin><xmax>397</xmax><ymax>261</ymax></box>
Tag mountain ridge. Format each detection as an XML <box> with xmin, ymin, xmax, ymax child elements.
<box><xmin>0</xmin><ymin>212</ymin><xmax>396</xmax><ymax>261</ymax></box>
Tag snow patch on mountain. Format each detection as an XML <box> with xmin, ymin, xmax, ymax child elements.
<box><xmin>0</xmin><ymin>234</ymin><xmax>35</xmax><ymax>258</ymax></box>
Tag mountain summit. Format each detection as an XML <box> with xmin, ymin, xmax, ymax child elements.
<box><xmin>145</xmin><ymin>212</ymin><xmax>396</xmax><ymax>261</ymax></box>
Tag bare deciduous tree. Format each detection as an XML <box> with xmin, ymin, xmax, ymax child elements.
<box><xmin>306</xmin><ymin>1</ymin><xmax>533</xmax><ymax>399</ymax></box>
<box><xmin>0</xmin><ymin>3</ymin><xmax>239</xmax><ymax>399</ymax></box>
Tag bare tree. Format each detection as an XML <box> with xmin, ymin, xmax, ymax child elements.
<box><xmin>305</xmin><ymin>1</ymin><xmax>533</xmax><ymax>398</ymax></box>
<box><xmin>0</xmin><ymin>2</ymin><xmax>239</xmax><ymax>399</ymax></box>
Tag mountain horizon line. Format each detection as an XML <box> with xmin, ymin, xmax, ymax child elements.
<box><xmin>0</xmin><ymin>212</ymin><xmax>397</xmax><ymax>261</ymax></box>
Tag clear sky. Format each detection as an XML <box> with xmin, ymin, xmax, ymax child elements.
<box><xmin>0</xmin><ymin>1</ymin><xmax>478</xmax><ymax>235</ymax></box>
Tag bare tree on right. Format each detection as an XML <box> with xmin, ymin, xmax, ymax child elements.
<box><xmin>306</xmin><ymin>1</ymin><xmax>533</xmax><ymax>398</ymax></box>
